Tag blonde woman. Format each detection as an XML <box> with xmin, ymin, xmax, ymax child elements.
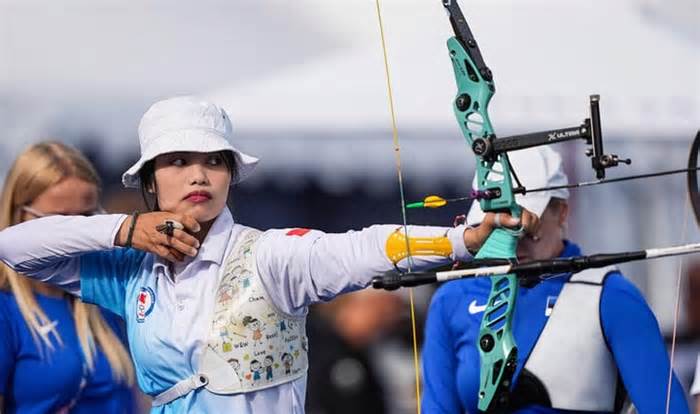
<box><xmin>0</xmin><ymin>97</ymin><xmax>539</xmax><ymax>413</ymax></box>
<box><xmin>0</xmin><ymin>142</ymin><xmax>135</xmax><ymax>413</ymax></box>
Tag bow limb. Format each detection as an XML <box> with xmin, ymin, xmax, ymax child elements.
<box><xmin>666</xmin><ymin>130</ymin><xmax>700</xmax><ymax>413</ymax></box>
<box><xmin>686</xmin><ymin>130</ymin><xmax>700</xmax><ymax>226</ymax></box>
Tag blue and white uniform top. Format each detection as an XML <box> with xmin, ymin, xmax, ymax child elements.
<box><xmin>0</xmin><ymin>209</ymin><xmax>471</xmax><ymax>414</ymax></box>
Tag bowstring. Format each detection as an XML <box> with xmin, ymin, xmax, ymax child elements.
<box><xmin>373</xmin><ymin>1</ymin><xmax>421</xmax><ymax>412</ymax></box>
<box><xmin>665</xmin><ymin>191</ymin><xmax>689</xmax><ymax>414</ymax></box>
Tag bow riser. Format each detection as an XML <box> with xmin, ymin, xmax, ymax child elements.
<box><xmin>474</xmin><ymin>237</ymin><xmax>519</xmax><ymax>411</ymax></box>
<box><xmin>448</xmin><ymin>35</ymin><xmax>520</xmax><ymax>412</ymax></box>
<box><xmin>448</xmin><ymin>37</ymin><xmax>514</xmax><ymax>213</ymax></box>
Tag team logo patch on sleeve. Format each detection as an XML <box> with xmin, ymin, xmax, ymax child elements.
<box><xmin>286</xmin><ymin>228</ymin><xmax>311</xmax><ymax>237</ymax></box>
<box><xmin>136</xmin><ymin>287</ymin><xmax>156</xmax><ymax>323</ymax></box>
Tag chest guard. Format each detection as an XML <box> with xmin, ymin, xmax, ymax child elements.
<box><xmin>153</xmin><ymin>228</ymin><xmax>308</xmax><ymax>406</ymax></box>
<box><xmin>513</xmin><ymin>266</ymin><xmax>619</xmax><ymax>412</ymax></box>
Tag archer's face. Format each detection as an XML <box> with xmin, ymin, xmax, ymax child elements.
<box><xmin>516</xmin><ymin>201</ymin><xmax>568</xmax><ymax>262</ymax></box>
<box><xmin>153</xmin><ymin>152</ymin><xmax>231</xmax><ymax>223</ymax></box>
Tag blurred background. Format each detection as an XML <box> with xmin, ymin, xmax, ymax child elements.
<box><xmin>1</xmin><ymin>0</ymin><xmax>699</xmax><ymax>412</ymax></box>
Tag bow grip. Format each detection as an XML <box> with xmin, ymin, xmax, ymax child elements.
<box><xmin>475</xmin><ymin>224</ymin><xmax>519</xmax><ymax>412</ymax></box>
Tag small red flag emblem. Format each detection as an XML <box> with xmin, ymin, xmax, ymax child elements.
<box><xmin>136</xmin><ymin>287</ymin><xmax>155</xmax><ymax>323</ymax></box>
<box><xmin>286</xmin><ymin>228</ymin><xmax>311</xmax><ymax>237</ymax></box>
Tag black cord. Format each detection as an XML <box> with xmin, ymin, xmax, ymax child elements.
<box><xmin>125</xmin><ymin>212</ymin><xmax>140</xmax><ymax>248</ymax></box>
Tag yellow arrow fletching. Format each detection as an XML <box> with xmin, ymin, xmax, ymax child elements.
<box><xmin>406</xmin><ymin>195</ymin><xmax>448</xmax><ymax>209</ymax></box>
<box><xmin>423</xmin><ymin>195</ymin><xmax>447</xmax><ymax>208</ymax></box>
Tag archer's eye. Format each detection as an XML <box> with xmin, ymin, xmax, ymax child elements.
<box><xmin>207</xmin><ymin>155</ymin><xmax>224</xmax><ymax>166</ymax></box>
<box><xmin>170</xmin><ymin>158</ymin><xmax>186</xmax><ymax>167</ymax></box>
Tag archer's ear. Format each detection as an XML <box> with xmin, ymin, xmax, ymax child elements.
<box><xmin>144</xmin><ymin>174</ymin><xmax>157</xmax><ymax>194</ymax></box>
<box><xmin>558</xmin><ymin>201</ymin><xmax>569</xmax><ymax>226</ymax></box>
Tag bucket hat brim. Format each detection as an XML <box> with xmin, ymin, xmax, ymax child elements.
<box><xmin>121</xmin><ymin>128</ymin><xmax>258</xmax><ymax>188</ymax></box>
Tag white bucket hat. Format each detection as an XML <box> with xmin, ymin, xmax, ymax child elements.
<box><xmin>467</xmin><ymin>146</ymin><xmax>569</xmax><ymax>225</ymax></box>
<box><xmin>122</xmin><ymin>96</ymin><xmax>259</xmax><ymax>188</ymax></box>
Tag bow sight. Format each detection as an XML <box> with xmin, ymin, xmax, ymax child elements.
<box><xmin>472</xmin><ymin>95</ymin><xmax>631</xmax><ymax>181</ymax></box>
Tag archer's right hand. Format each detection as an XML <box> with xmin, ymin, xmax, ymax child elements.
<box><xmin>115</xmin><ymin>212</ymin><xmax>201</xmax><ymax>262</ymax></box>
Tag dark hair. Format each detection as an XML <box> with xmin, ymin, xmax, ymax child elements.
<box><xmin>138</xmin><ymin>151</ymin><xmax>238</xmax><ymax>211</ymax></box>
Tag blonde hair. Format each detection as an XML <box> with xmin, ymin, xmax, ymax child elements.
<box><xmin>0</xmin><ymin>141</ymin><xmax>134</xmax><ymax>385</ymax></box>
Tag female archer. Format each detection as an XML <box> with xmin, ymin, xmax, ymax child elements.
<box><xmin>0</xmin><ymin>96</ymin><xmax>538</xmax><ymax>413</ymax></box>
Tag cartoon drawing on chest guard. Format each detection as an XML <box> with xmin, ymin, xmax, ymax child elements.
<box><xmin>227</xmin><ymin>358</ymin><xmax>241</xmax><ymax>378</ymax></box>
<box><xmin>248</xmin><ymin>359</ymin><xmax>263</xmax><ymax>385</ymax></box>
<box><xmin>242</xmin><ymin>316</ymin><xmax>265</xmax><ymax>345</ymax></box>
<box><xmin>213</xmin><ymin>314</ymin><xmax>233</xmax><ymax>352</ymax></box>
<box><xmin>216</xmin><ymin>281</ymin><xmax>238</xmax><ymax>307</ymax></box>
<box><xmin>239</xmin><ymin>269</ymin><xmax>253</xmax><ymax>289</ymax></box>
<box><xmin>263</xmin><ymin>355</ymin><xmax>274</xmax><ymax>381</ymax></box>
<box><xmin>281</xmin><ymin>353</ymin><xmax>294</xmax><ymax>375</ymax></box>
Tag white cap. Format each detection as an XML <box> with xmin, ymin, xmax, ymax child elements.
<box><xmin>122</xmin><ymin>96</ymin><xmax>259</xmax><ymax>188</ymax></box>
<box><xmin>466</xmin><ymin>146</ymin><xmax>569</xmax><ymax>225</ymax></box>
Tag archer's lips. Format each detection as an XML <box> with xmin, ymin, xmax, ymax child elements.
<box><xmin>184</xmin><ymin>191</ymin><xmax>212</xmax><ymax>203</ymax></box>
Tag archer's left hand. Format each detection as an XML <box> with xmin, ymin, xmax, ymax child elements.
<box><xmin>463</xmin><ymin>209</ymin><xmax>540</xmax><ymax>253</ymax></box>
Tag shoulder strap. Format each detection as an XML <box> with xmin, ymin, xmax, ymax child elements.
<box><xmin>568</xmin><ymin>265</ymin><xmax>618</xmax><ymax>285</ymax></box>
